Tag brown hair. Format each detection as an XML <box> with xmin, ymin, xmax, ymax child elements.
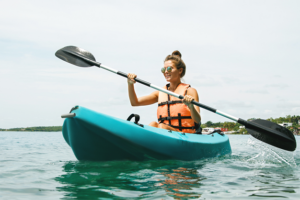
<box><xmin>164</xmin><ymin>50</ymin><xmax>186</xmax><ymax>78</ymax></box>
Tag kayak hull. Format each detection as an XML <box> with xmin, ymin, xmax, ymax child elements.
<box><xmin>62</xmin><ymin>106</ymin><xmax>232</xmax><ymax>161</ymax></box>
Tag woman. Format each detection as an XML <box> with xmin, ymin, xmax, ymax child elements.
<box><xmin>127</xmin><ymin>51</ymin><xmax>201</xmax><ymax>134</ymax></box>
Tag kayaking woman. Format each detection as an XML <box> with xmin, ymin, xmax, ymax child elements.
<box><xmin>127</xmin><ymin>50</ymin><xmax>201</xmax><ymax>134</ymax></box>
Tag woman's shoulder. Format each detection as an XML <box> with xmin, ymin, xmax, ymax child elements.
<box><xmin>186</xmin><ymin>86</ymin><xmax>198</xmax><ymax>95</ymax></box>
<box><xmin>180</xmin><ymin>83</ymin><xmax>197</xmax><ymax>91</ymax></box>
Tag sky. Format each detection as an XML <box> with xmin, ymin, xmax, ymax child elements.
<box><xmin>0</xmin><ymin>0</ymin><xmax>299</xmax><ymax>128</ymax></box>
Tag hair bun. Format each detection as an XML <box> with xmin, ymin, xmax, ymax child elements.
<box><xmin>172</xmin><ymin>50</ymin><xmax>182</xmax><ymax>58</ymax></box>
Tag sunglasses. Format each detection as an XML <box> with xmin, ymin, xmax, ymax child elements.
<box><xmin>161</xmin><ymin>66</ymin><xmax>172</xmax><ymax>73</ymax></box>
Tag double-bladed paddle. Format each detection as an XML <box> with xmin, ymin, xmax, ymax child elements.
<box><xmin>55</xmin><ymin>46</ymin><xmax>297</xmax><ymax>152</ymax></box>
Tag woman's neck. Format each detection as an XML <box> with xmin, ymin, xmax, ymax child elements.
<box><xmin>168</xmin><ymin>80</ymin><xmax>181</xmax><ymax>92</ymax></box>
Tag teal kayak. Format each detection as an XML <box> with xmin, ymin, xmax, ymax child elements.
<box><xmin>62</xmin><ymin>106</ymin><xmax>232</xmax><ymax>161</ymax></box>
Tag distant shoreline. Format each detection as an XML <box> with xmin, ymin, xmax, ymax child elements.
<box><xmin>0</xmin><ymin>126</ymin><xmax>62</xmax><ymax>132</ymax></box>
<box><xmin>0</xmin><ymin>127</ymin><xmax>246</xmax><ymax>134</ymax></box>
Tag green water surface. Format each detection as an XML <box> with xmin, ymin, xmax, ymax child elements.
<box><xmin>0</xmin><ymin>132</ymin><xmax>299</xmax><ymax>199</ymax></box>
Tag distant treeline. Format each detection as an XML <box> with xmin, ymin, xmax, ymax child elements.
<box><xmin>266</xmin><ymin>115</ymin><xmax>300</xmax><ymax>125</ymax></box>
<box><xmin>1</xmin><ymin>115</ymin><xmax>299</xmax><ymax>134</ymax></box>
<box><xmin>0</xmin><ymin>126</ymin><xmax>62</xmax><ymax>132</ymax></box>
<box><xmin>201</xmin><ymin>115</ymin><xmax>300</xmax><ymax>135</ymax></box>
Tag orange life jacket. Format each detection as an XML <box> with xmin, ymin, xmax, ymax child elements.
<box><xmin>157</xmin><ymin>83</ymin><xmax>200</xmax><ymax>134</ymax></box>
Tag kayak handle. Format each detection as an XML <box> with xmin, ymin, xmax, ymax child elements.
<box><xmin>127</xmin><ymin>113</ymin><xmax>144</xmax><ymax>127</ymax></box>
<box><xmin>61</xmin><ymin>113</ymin><xmax>76</xmax><ymax>118</ymax></box>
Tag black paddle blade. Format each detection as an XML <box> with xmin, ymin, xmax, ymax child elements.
<box><xmin>244</xmin><ymin>119</ymin><xmax>296</xmax><ymax>151</ymax></box>
<box><xmin>55</xmin><ymin>46</ymin><xmax>96</xmax><ymax>67</ymax></box>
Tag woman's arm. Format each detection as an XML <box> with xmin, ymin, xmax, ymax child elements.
<box><xmin>128</xmin><ymin>73</ymin><xmax>159</xmax><ymax>106</ymax></box>
<box><xmin>183</xmin><ymin>88</ymin><xmax>201</xmax><ymax>123</ymax></box>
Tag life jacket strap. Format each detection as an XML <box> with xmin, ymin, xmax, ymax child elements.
<box><xmin>159</xmin><ymin>113</ymin><xmax>195</xmax><ymax>131</ymax></box>
<box><xmin>158</xmin><ymin>100</ymin><xmax>183</xmax><ymax>106</ymax></box>
<box><xmin>160</xmin><ymin>122</ymin><xmax>196</xmax><ymax>130</ymax></box>
<box><xmin>158</xmin><ymin>115</ymin><xmax>192</xmax><ymax>122</ymax></box>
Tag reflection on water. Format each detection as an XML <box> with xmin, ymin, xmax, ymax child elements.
<box><xmin>53</xmin><ymin>136</ymin><xmax>300</xmax><ymax>199</ymax></box>
<box><xmin>55</xmin><ymin>160</ymin><xmax>206</xmax><ymax>199</ymax></box>
<box><xmin>55</xmin><ymin>149</ymin><xmax>300</xmax><ymax>199</ymax></box>
<box><xmin>155</xmin><ymin>167</ymin><xmax>204</xmax><ymax>199</ymax></box>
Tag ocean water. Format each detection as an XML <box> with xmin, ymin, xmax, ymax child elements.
<box><xmin>0</xmin><ymin>132</ymin><xmax>299</xmax><ymax>200</ymax></box>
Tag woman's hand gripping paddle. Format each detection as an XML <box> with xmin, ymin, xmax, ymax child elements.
<box><xmin>55</xmin><ymin>46</ymin><xmax>297</xmax><ymax>151</ymax></box>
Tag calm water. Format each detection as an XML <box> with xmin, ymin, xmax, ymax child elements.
<box><xmin>0</xmin><ymin>132</ymin><xmax>299</xmax><ymax>200</ymax></box>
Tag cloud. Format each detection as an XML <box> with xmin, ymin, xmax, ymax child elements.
<box><xmin>190</xmin><ymin>74</ymin><xmax>250</xmax><ymax>88</ymax></box>
<box><xmin>292</xmin><ymin>107</ymin><xmax>300</xmax><ymax>112</ymax></box>
<box><xmin>190</xmin><ymin>75</ymin><xmax>221</xmax><ymax>87</ymax></box>
<box><xmin>277</xmin><ymin>100</ymin><xmax>300</xmax><ymax>107</ymax></box>
<box><xmin>264</xmin><ymin>110</ymin><xmax>273</xmax><ymax>114</ymax></box>
<box><xmin>242</xmin><ymin>89</ymin><xmax>269</xmax><ymax>94</ymax></box>
<box><xmin>265</xmin><ymin>84</ymin><xmax>289</xmax><ymax>89</ymax></box>
<box><xmin>214</xmin><ymin>100</ymin><xmax>253</xmax><ymax>109</ymax></box>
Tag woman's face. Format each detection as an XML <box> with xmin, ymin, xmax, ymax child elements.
<box><xmin>162</xmin><ymin>60</ymin><xmax>183</xmax><ymax>82</ymax></box>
